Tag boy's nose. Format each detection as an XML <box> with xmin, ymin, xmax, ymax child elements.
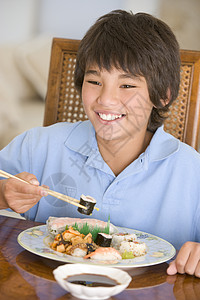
<box><xmin>97</xmin><ymin>86</ymin><xmax>118</xmax><ymax>106</ymax></box>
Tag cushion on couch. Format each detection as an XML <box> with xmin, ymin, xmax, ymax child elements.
<box><xmin>0</xmin><ymin>45</ymin><xmax>36</xmax><ymax>101</ymax></box>
<box><xmin>0</xmin><ymin>36</ymin><xmax>52</xmax><ymax>149</ymax></box>
<box><xmin>15</xmin><ymin>35</ymin><xmax>52</xmax><ymax>100</ymax></box>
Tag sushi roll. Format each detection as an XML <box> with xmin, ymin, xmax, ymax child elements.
<box><xmin>111</xmin><ymin>233</ymin><xmax>137</xmax><ymax>250</ymax></box>
<box><xmin>78</xmin><ymin>194</ymin><xmax>96</xmax><ymax>215</ymax></box>
<box><xmin>95</xmin><ymin>233</ymin><xmax>112</xmax><ymax>247</ymax></box>
<box><xmin>84</xmin><ymin>247</ymin><xmax>122</xmax><ymax>261</ymax></box>
<box><xmin>119</xmin><ymin>241</ymin><xmax>147</xmax><ymax>259</ymax></box>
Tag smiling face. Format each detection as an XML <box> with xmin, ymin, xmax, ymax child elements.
<box><xmin>82</xmin><ymin>65</ymin><xmax>154</xmax><ymax>145</ymax></box>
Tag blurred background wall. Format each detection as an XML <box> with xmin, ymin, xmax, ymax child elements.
<box><xmin>1</xmin><ymin>0</ymin><xmax>199</xmax><ymax>48</ymax></box>
<box><xmin>0</xmin><ymin>0</ymin><xmax>159</xmax><ymax>44</ymax></box>
<box><xmin>0</xmin><ymin>0</ymin><xmax>199</xmax><ymax>150</ymax></box>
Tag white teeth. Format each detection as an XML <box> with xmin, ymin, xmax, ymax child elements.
<box><xmin>98</xmin><ymin>113</ymin><xmax>123</xmax><ymax>121</ymax></box>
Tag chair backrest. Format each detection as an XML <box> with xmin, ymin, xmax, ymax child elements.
<box><xmin>44</xmin><ymin>38</ymin><xmax>200</xmax><ymax>150</ymax></box>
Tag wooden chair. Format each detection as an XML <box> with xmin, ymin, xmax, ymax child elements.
<box><xmin>44</xmin><ymin>38</ymin><xmax>200</xmax><ymax>150</ymax></box>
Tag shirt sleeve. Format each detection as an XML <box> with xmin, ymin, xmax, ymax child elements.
<box><xmin>0</xmin><ymin>129</ymin><xmax>33</xmax><ymax>176</ymax></box>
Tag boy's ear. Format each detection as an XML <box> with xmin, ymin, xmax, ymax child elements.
<box><xmin>161</xmin><ymin>88</ymin><xmax>171</xmax><ymax>107</ymax></box>
<box><xmin>161</xmin><ymin>99</ymin><xmax>170</xmax><ymax>106</ymax></box>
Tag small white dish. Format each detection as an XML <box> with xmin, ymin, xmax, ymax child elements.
<box><xmin>53</xmin><ymin>263</ymin><xmax>132</xmax><ymax>300</ymax></box>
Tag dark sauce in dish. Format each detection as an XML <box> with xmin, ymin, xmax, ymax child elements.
<box><xmin>65</xmin><ymin>273</ymin><xmax>119</xmax><ymax>287</ymax></box>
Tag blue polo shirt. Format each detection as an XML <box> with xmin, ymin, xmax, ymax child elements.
<box><xmin>0</xmin><ymin>120</ymin><xmax>200</xmax><ymax>250</ymax></box>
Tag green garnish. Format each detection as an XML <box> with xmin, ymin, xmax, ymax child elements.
<box><xmin>65</xmin><ymin>217</ymin><xmax>110</xmax><ymax>241</ymax></box>
<box><xmin>121</xmin><ymin>250</ymin><xmax>135</xmax><ymax>259</ymax></box>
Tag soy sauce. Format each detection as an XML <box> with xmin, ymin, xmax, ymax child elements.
<box><xmin>65</xmin><ymin>273</ymin><xmax>119</xmax><ymax>287</ymax></box>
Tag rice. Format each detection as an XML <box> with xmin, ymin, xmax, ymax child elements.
<box><xmin>111</xmin><ymin>233</ymin><xmax>137</xmax><ymax>250</ymax></box>
<box><xmin>71</xmin><ymin>248</ymin><xmax>87</xmax><ymax>257</ymax></box>
<box><xmin>119</xmin><ymin>241</ymin><xmax>147</xmax><ymax>257</ymax></box>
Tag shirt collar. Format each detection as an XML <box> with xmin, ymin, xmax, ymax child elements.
<box><xmin>116</xmin><ymin>126</ymin><xmax>180</xmax><ymax>180</ymax></box>
<box><xmin>65</xmin><ymin>121</ymin><xmax>97</xmax><ymax>155</ymax></box>
<box><xmin>146</xmin><ymin>125</ymin><xmax>180</xmax><ymax>161</ymax></box>
<box><xmin>65</xmin><ymin>121</ymin><xmax>113</xmax><ymax>175</ymax></box>
<box><xmin>65</xmin><ymin>122</ymin><xmax>179</xmax><ymax>159</ymax></box>
<box><xmin>64</xmin><ymin>121</ymin><xmax>180</xmax><ymax>177</ymax></box>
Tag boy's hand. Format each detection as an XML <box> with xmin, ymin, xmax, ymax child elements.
<box><xmin>0</xmin><ymin>172</ymin><xmax>48</xmax><ymax>213</ymax></box>
<box><xmin>167</xmin><ymin>242</ymin><xmax>200</xmax><ymax>277</ymax></box>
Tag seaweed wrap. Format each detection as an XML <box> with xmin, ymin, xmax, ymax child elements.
<box><xmin>95</xmin><ymin>233</ymin><xmax>112</xmax><ymax>247</ymax></box>
<box><xmin>78</xmin><ymin>194</ymin><xmax>96</xmax><ymax>215</ymax></box>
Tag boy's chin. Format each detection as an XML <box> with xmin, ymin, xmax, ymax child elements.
<box><xmin>96</xmin><ymin>132</ymin><xmax>127</xmax><ymax>143</ymax></box>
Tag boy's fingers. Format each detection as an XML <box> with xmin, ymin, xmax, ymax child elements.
<box><xmin>40</xmin><ymin>188</ymin><xmax>48</xmax><ymax>197</ymax></box>
<box><xmin>7</xmin><ymin>176</ymin><xmax>46</xmax><ymax>197</ymax></box>
<box><xmin>167</xmin><ymin>242</ymin><xmax>200</xmax><ymax>277</ymax></box>
<box><xmin>14</xmin><ymin>172</ymin><xmax>48</xmax><ymax>196</ymax></box>
<box><xmin>16</xmin><ymin>172</ymin><xmax>40</xmax><ymax>186</ymax></box>
<box><xmin>175</xmin><ymin>242</ymin><xmax>196</xmax><ymax>274</ymax></box>
<box><xmin>29</xmin><ymin>178</ymin><xmax>40</xmax><ymax>186</ymax></box>
<box><xmin>167</xmin><ymin>260</ymin><xmax>177</xmax><ymax>275</ymax></box>
<box><xmin>41</xmin><ymin>184</ymin><xmax>49</xmax><ymax>189</ymax></box>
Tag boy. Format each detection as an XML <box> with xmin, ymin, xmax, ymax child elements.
<box><xmin>0</xmin><ymin>10</ymin><xmax>200</xmax><ymax>277</ymax></box>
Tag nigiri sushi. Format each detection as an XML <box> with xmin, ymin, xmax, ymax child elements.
<box><xmin>84</xmin><ymin>247</ymin><xmax>122</xmax><ymax>261</ymax></box>
<box><xmin>67</xmin><ymin>242</ymin><xmax>98</xmax><ymax>257</ymax></box>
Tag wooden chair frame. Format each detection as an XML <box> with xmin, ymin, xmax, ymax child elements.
<box><xmin>44</xmin><ymin>39</ymin><xmax>80</xmax><ymax>127</ymax></box>
<box><xmin>177</xmin><ymin>50</ymin><xmax>200</xmax><ymax>149</ymax></box>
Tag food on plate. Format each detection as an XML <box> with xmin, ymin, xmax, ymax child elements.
<box><xmin>119</xmin><ymin>241</ymin><xmax>147</xmax><ymax>259</ymax></box>
<box><xmin>84</xmin><ymin>247</ymin><xmax>122</xmax><ymax>261</ymax></box>
<box><xmin>95</xmin><ymin>232</ymin><xmax>112</xmax><ymax>247</ymax></box>
<box><xmin>111</xmin><ymin>232</ymin><xmax>137</xmax><ymax>250</ymax></box>
<box><xmin>78</xmin><ymin>194</ymin><xmax>96</xmax><ymax>215</ymax></box>
<box><xmin>49</xmin><ymin>217</ymin><xmax>147</xmax><ymax>262</ymax></box>
<box><xmin>47</xmin><ymin>216</ymin><xmax>118</xmax><ymax>236</ymax></box>
<box><xmin>50</xmin><ymin>226</ymin><xmax>98</xmax><ymax>256</ymax></box>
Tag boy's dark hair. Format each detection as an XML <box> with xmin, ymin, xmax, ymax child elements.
<box><xmin>74</xmin><ymin>10</ymin><xmax>180</xmax><ymax>132</ymax></box>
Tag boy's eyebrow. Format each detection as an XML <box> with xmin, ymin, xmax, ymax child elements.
<box><xmin>84</xmin><ymin>69</ymin><xmax>142</xmax><ymax>81</ymax></box>
<box><xmin>85</xmin><ymin>69</ymin><xmax>100</xmax><ymax>76</ymax></box>
<box><xmin>119</xmin><ymin>73</ymin><xmax>142</xmax><ymax>81</ymax></box>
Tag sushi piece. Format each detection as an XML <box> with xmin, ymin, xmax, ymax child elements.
<box><xmin>84</xmin><ymin>247</ymin><xmax>122</xmax><ymax>261</ymax></box>
<box><xmin>47</xmin><ymin>216</ymin><xmax>118</xmax><ymax>236</ymax></box>
<box><xmin>78</xmin><ymin>194</ymin><xmax>96</xmax><ymax>215</ymax></box>
<box><xmin>111</xmin><ymin>233</ymin><xmax>137</xmax><ymax>250</ymax></box>
<box><xmin>68</xmin><ymin>243</ymin><xmax>88</xmax><ymax>257</ymax></box>
<box><xmin>95</xmin><ymin>233</ymin><xmax>112</xmax><ymax>247</ymax></box>
<box><xmin>119</xmin><ymin>241</ymin><xmax>147</xmax><ymax>259</ymax></box>
<box><xmin>67</xmin><ymin>242</ymin><xmax>98</xmax><ymax>257</ymax></box>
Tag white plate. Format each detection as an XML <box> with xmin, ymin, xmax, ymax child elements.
<box><xmin>17</xmin><ymin>225</ymin><xmax>175</xmax><ymax>269</ymax></box>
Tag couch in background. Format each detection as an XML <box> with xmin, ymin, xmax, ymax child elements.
<box><xmin>0</xmin><ymin>35</ymin><xmax>52</xmax><ymax>149</ymax></box>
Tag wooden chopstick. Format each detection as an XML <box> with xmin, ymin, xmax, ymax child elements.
<box><xmin>0</xmin><ymin>170</ymin><xmax>88</xmax><ymax>210</ymax></box>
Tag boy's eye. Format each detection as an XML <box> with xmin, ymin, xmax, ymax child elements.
<box><xmin>87</xmin><ymin>80</ymin><xmax>101</xmax><ymax>86</ymax></box>
<box><xmin>121</xmin><ymin>84</ymin><xmax>136</xmax><ymax>88</ymax></box>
